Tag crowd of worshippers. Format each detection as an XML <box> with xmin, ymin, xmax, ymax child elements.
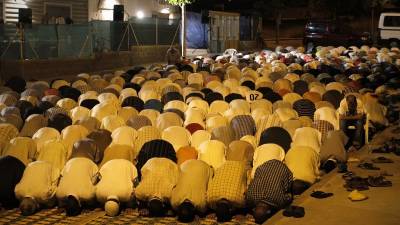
<box><xmin>0</xmin><ymin>44</ymin><xmax>399</xmax><ymax>224</ymax></box>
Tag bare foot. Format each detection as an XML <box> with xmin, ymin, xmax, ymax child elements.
<box><xmin>124</xmin><ymin>208</ymin><xmax>136</xmax><ymax>215</ymax></box>
<box><xmin>139</xmin><ymin>208</ymin><xmax>149</xmax><ymax>217</ymax></box>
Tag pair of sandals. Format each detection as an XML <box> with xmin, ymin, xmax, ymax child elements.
<box><xmin>343</xmin><ymin>176</ymin><xmax>370</xmax><ymax>191</ymax></box>
<box><xmin>310</xmin><ymin>191</ymin><xmax>333</xmax><ymax>199</ymax></box>
<box><xmin>372</xmin><ymin>157</ymin><xmax>394</xmax><ymax>164</ymax></box>
<box><xmin>343</xmin><ymin>172</ymin><xmax>392</xmax><ymax>190</ymax></box>
<box><xmin>282</xmin><ymin>205</ymin><xmax>305</xmax><ymax>218</ymax></box>
<box><xmin>367</xmin><ymin>176</ymin><xmax>393</xmax><ymax>187</ymax></box>
<box><xmin>358</xmin><ymin>162</ymin><xmax>380</xmax><ymax>170</ymax></box>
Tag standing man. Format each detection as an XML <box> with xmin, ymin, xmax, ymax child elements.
<box><xmin>166</xmin><ymin>47</ymin><xmax>181</xmax><ymax>65</ymax></box>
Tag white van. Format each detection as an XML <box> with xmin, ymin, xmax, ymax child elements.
<box><xmin>379</xmin><ymin>12</ymin><xmax>400</xmax><ymax>47</ymax></box>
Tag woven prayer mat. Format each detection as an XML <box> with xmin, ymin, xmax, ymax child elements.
<box><xmin>0</xmin><ymin>208</ymin><xmax>256</xmax><ymax>225</ymax></box>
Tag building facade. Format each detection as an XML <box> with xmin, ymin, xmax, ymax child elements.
<box><xmin>1</xmin><ymin>0</ymin><xmax>177</xmax><ymax>24</ymax></box>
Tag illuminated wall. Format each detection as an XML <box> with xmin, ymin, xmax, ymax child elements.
<box><xmin>88</xmin><ymin>0</ymin><xmax>178</xmax><ymax>21</ymax></box>
<box><xmin>3</xmin><ymin>0</ymin><xmax>88</xmax><ymax>23</ymax></box>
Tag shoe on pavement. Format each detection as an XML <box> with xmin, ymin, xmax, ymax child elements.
<box><xmin>348</xmin><ymin>190</ymin><xmax>368</xmax><ymax>202</ymax></box>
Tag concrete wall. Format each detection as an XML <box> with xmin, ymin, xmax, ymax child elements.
<box><xmin>0</xmin><ymin>45</ymin><xmax>178</xmax><ymax>81</ymax></box>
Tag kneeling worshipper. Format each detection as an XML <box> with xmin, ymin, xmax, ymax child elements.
<box><xmin>285</xmin><ymin>146</ymin><xmax>320</xmax><ymax>195</ymax></box>
<box><xmin>207</xmin><ymin>161</ymin><xmax>247</xmax><ymax>222</ymax></box>
<box><xmin>0</xmin><ymin>156</ymin><xmax>26</xmax><ymax>209</ymax></box>
<box><xmin>96</xmin><ymin>158</ymin><xmax>138</xmax><ymax>216</ymax></box>
<box><xmin>135</xmin><ymin>158</ymin><xmax>180</xmax><ymax>217</ymax></box>
<box><xmin>291</xmin><ymin>127</ymin><xmax>322</xmax><ymax>153</ymax></box>
<box><xmin>251</xmin><ymin>143</ymin><xmax>286</xmax><ymax>179</ymax></box>
<box><xmin>86</xmin><ymin>129</ymin><xmax>112</xmax><ymax>161</ymax></box>
<box><xmin>320</xmin><ymin>130</ymin><xmax>349</xmax><ymax>173</ymax></box>
<box><xmin>247</xmin><ymin>160</ymin><xmax>293</xmax><ymax>224</ymax></box>
<box><xmin>69</xmin><ymin>138</ymin><xmax>102</xmax><ymax>164</ymax></box>
<box><xmin>171</xmin><ymin>160</ymin><xmax>213</xmax><ymax>222</ymax></box>
<box><xmin>135</xmin><ymin>139</ymin><xmax>177</xmax><ymax>179</ymax></box>
<box><xmin>14</xmin><ymin>161</ymin><xmax>59</xmax><ymax>216</ymax></box>
<box><xmin>99</xmin><ymin>144</ymin><xmax>135</xmax><ymax>167</ymax></box>
<box><xmin>56</xmin><ymin>157</ymin><xmax>99</xmax><ymax>216</ymax></box>
<box><xmin>2</xmin><ymin>137</ymin><xmax>37</xmax><ymax>166</ymax></box>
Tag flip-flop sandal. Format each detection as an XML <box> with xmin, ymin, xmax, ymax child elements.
<box><xmin>372</xmin><ymin>157</ymin><xmax>394</xmax><ymax>163</ymax></box>
<box><xmin>367</xmin><ymin>176</ymin><xmax>393</xmax><ymax>187</ymax></box>
<box><xmin>381</xmin><ymin>171</ymin><xmax>394</xmax><ymax>176</ymax></box>
<box><xmin>292</xmin><ymin>206</ymin><xmax>305</xmax><ymax>218</ymax></box>
<box><xmin>282</xmin><ymin>206</ymin><xmax>305</xmax><ymax>218</ymax></box>
<box><xmin>371</xmin><ymin>148</ymin><xmax>390</xmax><ymax>153</ymax></box>
<box><xmin>338</xmin><ymin>163</ymin><xmax>348</xmax><ymax>173</ymax></box>
<box><xmin>310</xmin><ymin>191</ymin><xmax>334</xmax><ymax>199</ymax></box>
<box><xmin>342</xmin><ymin>171</ymin><xmax>355</xmax><ymax>181</ymax></box>
<box><xmin>344</xmin><ymin>177</ymin><xmax>370</xmax><ymax>191</ymax></box>
<box><xmin>282</xmin><ymin>206</ymin><xmax>294</xmax><ymax>217</ymax></box>
<box><xmin>358</xmin><ymin>162</ymin><xmax>380</xmax><ymax>170</ymax></box>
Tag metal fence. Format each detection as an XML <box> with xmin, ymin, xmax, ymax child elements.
<box><xmin>0</xmin><ymin>18</ymin><xmax>180</xmax><ymax>60</ymax></box>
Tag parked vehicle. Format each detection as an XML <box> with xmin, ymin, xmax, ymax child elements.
<box><xmin>303</xmin><ymin>21</ymin><xmax>371</xmax><ymax>52</ymax></box>
<box><xmin>378</xmin><ymin>12</ymin><xmax>400</xmax><ymax>47</ymax></box>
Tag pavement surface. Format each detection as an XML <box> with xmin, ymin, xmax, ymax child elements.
<box><xmin>1</xmin><ymin>125</ymin><xmax>399</xmax><ymax>225</ymax></box>
<box><xmin>266</xmin><ymin>125</ymin><xmax>400</xmax><ymax>225</ymax></box>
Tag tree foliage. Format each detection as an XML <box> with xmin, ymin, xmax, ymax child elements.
<box><xmin>166</xmin><ymin>0</ymin><xmax>195</xmax><ymax>6</ymax></box>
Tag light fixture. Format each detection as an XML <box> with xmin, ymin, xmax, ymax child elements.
<box><xmin>160</xmin><ymin>8</ymin><xmax>170</xmax><ymax>14</ymax></box>
<box><xmin>136</xmin><ymin>10</ymin><xmax>144</xmax><ymax>19</ymax></box>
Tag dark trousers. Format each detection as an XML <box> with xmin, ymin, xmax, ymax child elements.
<box><xmin>340</xmin><ymin>119</ymin><xmax>364</xmax><ymax>148</ymax></box>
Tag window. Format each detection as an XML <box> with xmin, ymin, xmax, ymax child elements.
<box><xmin>384</xmin><ymin>16</ymin><xmax>400</xmax><ymax>27</ymax></box>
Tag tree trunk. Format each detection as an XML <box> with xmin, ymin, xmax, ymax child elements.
<box><xmin>181</xmin><ymin>4</ymin><xmax>187</xmax><ymax>58</ymax></box>
<box><xmin>371</xmin><ymin>7</ymin><xmax>375</xmax><ymax>44</ymax></box>
<box><xmin>275</xmin><ymin>11</ymin><xmax>281</xmax><ymax>45</ymax></box>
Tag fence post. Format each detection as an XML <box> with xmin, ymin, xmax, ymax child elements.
<box><xmin>156</xmin><ymin>16</ymin><xmax>158</xmax><ymax>46</ymax></box>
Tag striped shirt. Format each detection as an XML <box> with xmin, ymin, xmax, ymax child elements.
<box><xmin>127</xmin><ymin>115</ymin><xmax>152</xmax><ymax>130</ymax></box>
<box><xmin>45</xmin><ymin>106</ymin><xmax>69</xmax><ymax>119</ymax></box>
<box><xmin>312</xmin><ymin>120</ymin><xmax>335</xmax><ymax>144</ymax></box>
<box><xmin>134</xmin><ymin>126</ymin><xmax>161</xmax><ymax>155</ymax></box>
<box><xmin>246</xmin><ymin>160</ymin><xmax>293</xmax><ymax>209</ymax></box>
<box><xmin>292</xmin><ymin>99</ymin><xmax>316</xmax><ymax>119</ymax></box>
<box><xmin>230</xmin><ymin>115</ymin><xmax>256</xmax><ymax>140</ymax></box>
<box><xmin>255</xmin><ymin>114</ymin><xmax>283</xmax><ymax>145</ymax></box>
<box><xmin>211</xmin><ymin>126</ymin><xmax>235</xmax><ymax>147</ymax></box>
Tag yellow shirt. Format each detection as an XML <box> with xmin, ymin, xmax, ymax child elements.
<box><xmin>207</xmin><ymin>161</ymin><xmax>247</xmax><ymax>209</ymax></box>
<box><xmin>198</xmin><ymin>140</ymin><xmax>226</xmax><ymax>169</ymax></box>
<box><xmin>15</xmin><ymin>161</ymin><xmax>59</xmax><ymax>204</ymax></box>
<box><xmin>135</xmin><ymin>158</ymin><xmax>180</xmax><ymax>202</ymax></box>
<box><xmin>3</xmin><ymin>137</ymin><xmax>36</xmax><ymax>166</ymax></box>
<box><xmin>171</xmin><ymin>160</ymin><xmax>213</xmax><ymax>212</ymax></box>
<box><xmin>285</xmin><ymin>146</ymin><xmax>320</xmax><ymax>184</ymax></box>
<box><xmin>96</xmin><ymin>159</ymin><xmax>137</xmax><ymax>203</ymax></box>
